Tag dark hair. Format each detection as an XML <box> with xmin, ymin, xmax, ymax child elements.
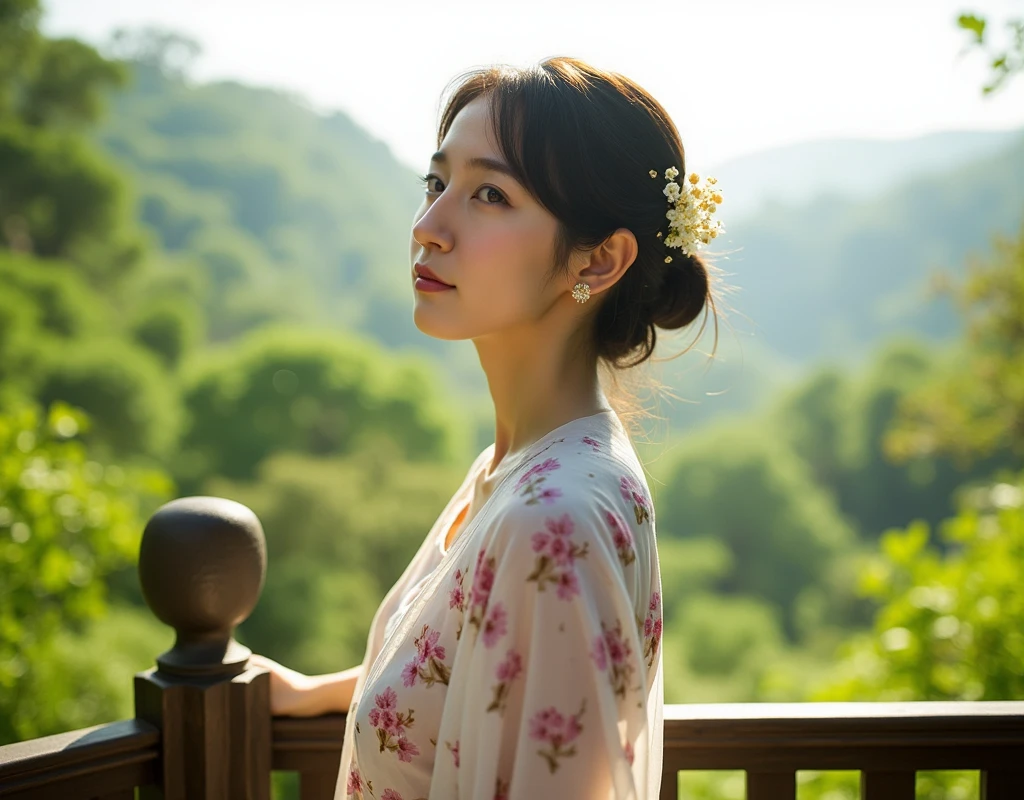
<box><xmin>437</xmin><ymin>56</ymin><xmax>723</xmax><ymax>376</ymax></box>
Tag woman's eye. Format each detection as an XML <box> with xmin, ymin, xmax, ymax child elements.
<box><xmin>417</xmin><ymin>174</ymin><xmax>507</xmax><ymax>206</ymax></box>
<box><xmin>475</xmin><ymin>186</ymin><xmax>508</xmax><ymax>205</ymax></box>
<box><xmin>418</xmin><ymin>174</ymin><xmax>443</xmax><ymax>193</ymax></box>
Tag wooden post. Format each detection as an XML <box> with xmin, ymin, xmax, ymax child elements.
<box><xmin>133</xmin><ymin>496</ymin><xmax>272</xmax><ymax>800</ymax></box>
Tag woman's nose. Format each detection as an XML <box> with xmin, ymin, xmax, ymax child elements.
<box><xmin>411</xmin><ymin>196</ymin><xmax>454</xmax><ymax>253</ymax></box>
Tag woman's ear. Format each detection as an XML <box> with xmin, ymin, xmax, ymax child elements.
<box><xmin>575</xmin><ymin>228</ymin><xmax>638</xmax><ymax>297</ymax></box>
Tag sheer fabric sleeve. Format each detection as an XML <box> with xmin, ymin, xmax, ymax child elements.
<box><xmin>436</xmin><ymin>484</ymin><xmax>663</xmax><ymax>800</ymax></box>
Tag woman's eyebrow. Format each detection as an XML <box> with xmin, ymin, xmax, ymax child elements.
<box><xmin>430</xmin><ymin>150</ymin><xmax>518</xmax><ymax>183</ymax></box>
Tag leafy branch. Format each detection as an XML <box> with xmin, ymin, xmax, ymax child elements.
<box><xmin>957</xmin><ymin>11</ymin><xmax>1024</xmax><ymax>94</ymax></box>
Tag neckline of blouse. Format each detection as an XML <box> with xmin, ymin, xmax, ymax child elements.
<box><xmin>436</xmin><ymin>408</ymin><xmax>619</xmax><ymax>557</ymax></box>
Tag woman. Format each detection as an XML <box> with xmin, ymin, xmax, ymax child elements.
<box><xmin>250</xmin><ymin>56</ymin><xmax>722</xmax><ymax>800</ymax></box>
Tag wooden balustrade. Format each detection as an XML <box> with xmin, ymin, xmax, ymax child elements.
<box><xmin>660</xmin><ymin>700</ymin><xmax>1024</xmax><ymax>799</ymax></box>
<box><xmin>1</xmin><ymin>497</ymin><xmax>1023</xmax><ymax>799</ymax></box>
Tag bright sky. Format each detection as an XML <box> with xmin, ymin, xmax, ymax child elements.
<box><xmin>42</xmin><ymin>0</ymin><xmax>1024</xmax><ymax>175</ymax></box>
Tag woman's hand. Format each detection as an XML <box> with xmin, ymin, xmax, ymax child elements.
<box><xmin>248</xmin><ymin>653</ymin><xmax>314</xmax><ymax>716</ymax></box>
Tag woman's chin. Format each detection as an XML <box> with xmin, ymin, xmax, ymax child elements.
<box><xmin>413</xmin><ymin>305</ymin><xmax>466</xmax><ymax>341</ymax></box>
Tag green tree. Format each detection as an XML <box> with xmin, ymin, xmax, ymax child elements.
<box><xmin>0</xmin><ymin>0</ymin><xmax>144</xmax><ymax>286</ymax></box>
<box><xmin>128</xmin><ymin>298</ymin><xmax>204</xmax><ymax>371</ymax></box>
<box><xmin>0</xmin><ymin>402</ymin><xmax>173</xmax><ymax>743</ymax></box>
<box><xmin>36</xmin><ymin>338</ymin><xmax>184</xmax><ymax>459</ymax></box>
<box><xmin>177</xmin><ymin>327</ymin><xmax>466</xmax><ymax>489</ymax></box>
<box><xmin>655</xmin><ymin>423</ymin><xmax>856</xmax><ymax>637</ymax></box>
<box><xmin>812</xmin><ymin>471</ymin><xmax>1024</xmax><ymax>704</ymax></box>
<box><xmin>886</xmin><ymin>220</ymin><xmax>1024</xmax><ymax>466</ymax></box>
<box><xmin>801</xmin><ymin>471</ymin><xmax>1023</xmax><ymax>800</ymax></box>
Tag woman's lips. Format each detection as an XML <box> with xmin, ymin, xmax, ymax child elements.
<box><xmin>413</xmin><ymin>264</ymin><xmax>455</xmax><ymax>293</ymax></box>
<box><xmin>414</xmin><ymin>276</ymin><xmax>455</xmax><ymax>292</ymax></box>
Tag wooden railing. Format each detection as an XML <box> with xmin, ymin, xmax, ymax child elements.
<box><xmin>2</xmin><ymin>496</ymin><xmax>1023</xmax><ymax>799</ymax></box>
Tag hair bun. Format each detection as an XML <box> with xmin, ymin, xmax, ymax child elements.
<box><xmin>649</xmin><ymin>251</ymin><xmax>709</xmax><ymax>330</ymax></box>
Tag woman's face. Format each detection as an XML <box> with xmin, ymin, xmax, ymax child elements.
<box><xmin>409</xmin><ymin>95</ymin><xmax>572</xmax><ymax>341</ymax></box>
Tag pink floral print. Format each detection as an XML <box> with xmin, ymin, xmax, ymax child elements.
<box><xmin>527</xmin><ymin>513</ymin><xmax>589</xmax><ymax>600</ymax></box>
<box><xmin>515</xmin><ymin>457</ymin><xmax>560</xmax><ymax>490</ymax></box>
<box><xmin>620</xmin><ymin>474</ymin><xmax>651</xmax><ymax>525</ymax></box>
<box><xmin>401</xmin><ymin>625</ymin><xmax>451</xmax><ymax>688</ymax></box>
<box><xmin>624</xmin><ymin>741</ymin><xmax>635</xmax><ymax>765</ymax></box>
<box><xmin>487</xmin><ymin>648</ymin><xmax>523</xmax><ymax>714</ymax></box>
<box><xmin>605</xmin><ymin>509</ymin><xmax>636</xmax><ymax>567</ymax></box>
<box><xmin>380</xmin><ymin>790</ymin><xmax>402</xmax><ymax>800</ymax></box>
<box><xmin>347</xmin><ymin>767</ymin><xmax>370</xmax><ymax>796</ymax></box>
<box><xmin>581</xmin><ymin>436</ymin><xmax>601</xmax><ymax>451</ymax></box>
<box><xmin>466</xmin><ymin>548</ymin><xmax>498</xmax><ymax>639</ymax></box>
<box><xmin>450</xmin><ymin>566</ymin><xmax>468</xmax><ymax>640</ymax></box>
<box><xmin>472</xmin><ymin>548</ymin><xmax>495</xmax><ymax>608</ymax></box>
<box><xmin>482</xmin><ymin>602</ymin><xmax>508</xmax><ymax>647</ymax></box>
<box><xmin>643</xmin><ymin>592</ymin><xmax>663</xmax><ymax>669</ymax></box>
<box><xmin>368</xmin><ymin>686</ymin><xmax>420</xmax><ymax>762</ymax></box>
<box><xmin>590</xmin><ymin>617</ymin><xmax>637</xmax><ymax>699</ymax></box>
<box><xmin>449</xmin><ymin>567</ymin><xmax>466</xmax><ymax>611</ymax></box>
<box><xmin>515</xmin><ymin>457</ymin><xmax>563</xmax><ymax>505</ymax></box>
<box><xmin>446</xmin><ymin>738</ymin><xmax>460</xmax><ymax>767</ymax></box>
<box><xmin>529</xmin><ymin>699</ymin><xmax>587</xmax><ymax>774</ymax></box>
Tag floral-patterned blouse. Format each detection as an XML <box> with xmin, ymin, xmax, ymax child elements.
<box><xmin>333</xmin><ymin>409</ymin><xmax>664</xmax><ymax>800</ymax></box>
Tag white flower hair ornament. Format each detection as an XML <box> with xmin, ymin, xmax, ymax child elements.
<box><xmin>648</xmin><ymin>166</ymin><xmax>724</xmax><ymax>262</ymax></box>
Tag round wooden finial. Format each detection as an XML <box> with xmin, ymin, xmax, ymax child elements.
<box><xmin>138</xmin><ymin>496</ymin><xmax>267</xmax><ymax>677</ymax></box>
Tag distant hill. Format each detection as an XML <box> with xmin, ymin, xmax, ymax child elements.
<box><xmin>709</xmin><ymin>129</ymin><xmax>1024</xmax><ymax>222</ymax></box>
<box><xmin>652</xmin><ymin>132</ymin><xmax>1024</xmax><ymax>431</ymax></box>
<box><xmin>719</xmin><ymin>132</ymin><xmax>1024</xmax><ymax>364</ymax></box>
<box><xmin>97</xmin><ymin>62</ymin><xmax>426</xmax><ymax>349</ymax></box>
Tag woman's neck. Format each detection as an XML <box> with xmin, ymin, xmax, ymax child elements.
<box><xmin>473</xmin><ymin>318</ymin><xmax>610</xmax><ymax>478</ymax></box>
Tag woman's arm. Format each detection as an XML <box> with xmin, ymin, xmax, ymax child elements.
<box><xmin>248</xmin><ymin>654</ymin><xmax>364</xmax><ymax>716</ymax></box>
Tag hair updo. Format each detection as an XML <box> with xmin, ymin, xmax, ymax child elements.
<box><xmin>436</xmin><ymin>56</ymin><xmax>721</xmax><ymax>371</ymax></box>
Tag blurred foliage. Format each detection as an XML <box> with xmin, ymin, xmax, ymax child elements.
<box><xmin>176</xmin><ymin>326</ymin><xmax>467</xmax><ymax>491</ymax></box>
<box><xmin>0</xmin><ymin>402</ymin><xmax>172</xmax><ymax>742</ymax></box>
<box><xmin>10</xmin><ymin>604</ymin><xmax>170</xmax><ymax>744</ymax></box>
<box><xmin>813</xmin><ymin>471</ymin><xmax>1024</xmax><ymax>703</ymax></box>
<box><xmin>128</xmin><ymin>297</ymin><xmax>205</xmax><ymax>371</ymax></box>
<box><xmin>655</xmin><ymin>421</ymin><xmax>856</xmax><ymax>638</ymax></box>
<box><xmin>37</xmin><ymin>337</ymin><xmax>183</xmax><ymax>459</ymax></box>
<box><xmin>958</xmin><ymin>11</ymin><xmax>1024</xmax><ymax>94</ymax></box>
<box><xmin>773</xmin><ymin>338</ymin><xmax>1015</xmax><ymax>538</ymax></box>
<box><xmin>0</xmin><ymin>0</ymin><xmax>143</xmax><ymax>287</ymax></box>
<box><xmin>886</xmin><ymin>218</ymin><xmax>1024</xmax><ymax>467</ymax></box>
<box><xmin>794</xmin><ymin>471</ymin><xmax>1024</xmax><ymax>800</ymax></box>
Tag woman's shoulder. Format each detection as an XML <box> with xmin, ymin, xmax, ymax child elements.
<box><xmin>485</xmin><ymin>429</ymin><xmax>654</xmax><ymax>560</ymax></box>
<box><xmin>510</xmin><ymin>426</ymin><xmax>649</xmax><ymax>506</ymax></box>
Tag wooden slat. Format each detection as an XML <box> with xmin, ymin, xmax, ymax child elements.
<box><xmin>300</xmin><ymin>771</ymin><xmax>339</xmax><ymax>800</ymax></box>
<box><xmin>271</xmin><ymin>715</ymin><xmax>346</xmax><ymax>774</ymax></box>
<box><xmin>0</xmin><ymin>720</ymin><xmax>158</xmax><ymax>800</ymax></box>
<box><xmin>981</xmin><ymin>770</ymin><xmax>1024</xmax><ymax>800</ymax></box>
<box><xmin>658</xmin><ymin>767</ymin><xmax>677</xmax><ymax>800</ymax></box>
<box><xmin>746</xmin><ymin>771</ymin><xmax>794</xmax><ymax>800</ymax></box>
<box><xmin>861</xmin><ymin>770</ymin><xmax>915</xmax><ymax>800</ymax></box>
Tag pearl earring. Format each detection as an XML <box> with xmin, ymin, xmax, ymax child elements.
<box><xmin>571</xmin><ymin>282</ymin><xmax>591</xmax><ymax>303</ymax></box>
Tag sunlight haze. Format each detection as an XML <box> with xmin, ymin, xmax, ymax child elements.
<box><xmin>42</xmin><ymin>0</ymin><xmax>1024</xmax><ymax>176</ymax></box>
